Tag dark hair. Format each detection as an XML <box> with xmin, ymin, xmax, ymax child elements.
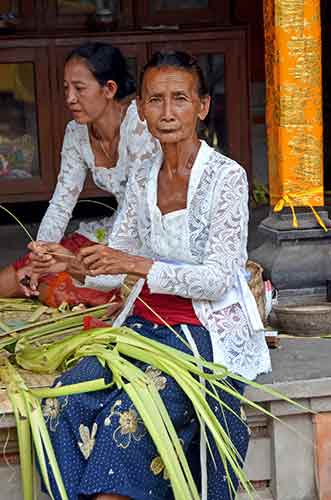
<box><xmin>139</xmin><ymin>51</ymin><xmax>209</xmax><ymax>97</ymax></box>
<box><xmin>66</xmin><ymin>42</ymin><xmax>136</xmax><ymax>100</ymax></box>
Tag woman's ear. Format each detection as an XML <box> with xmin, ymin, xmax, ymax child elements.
<box><xmin>136</xmin><ymin>96</ymin><xmax>145</xmax><ymax>122</ymax></box>
<box><xmin>104</xmin><ymin>80</ymin><xmax>118</xmax><ymax>100</ymax></box>
<box><xmin>198</xmin><ymin>95</ymin><xmax>211</xmax><ymax>121</ymax></box>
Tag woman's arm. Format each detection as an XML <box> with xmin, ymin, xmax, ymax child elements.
<box><xmin>37</xmin><ymin>122</ymin><xmax>88</xmax><ymax>242</ymax></box>
<box><xmin>79</xmin><ymin>245</ymin><xmax>153</xmax><ymax>278</ymax></box>
<box><xmin>146</xmin><ymin>163</ymin><xmax>249</xmax><ymax>301</ymax></box>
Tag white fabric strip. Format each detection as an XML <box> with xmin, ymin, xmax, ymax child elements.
<box><xmin>181</xmin><ymin>324</ymin><xmax>208</xmax><ymax>500</ymax></box>
<box><xmin>113</xmin><ymin>278</ymin><xmax>145</xmax><ymax>327</ymax></box>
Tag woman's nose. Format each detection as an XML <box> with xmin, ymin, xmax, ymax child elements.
<box><xmin>162</xmin><ymin>99</ymin><xmax>174</xmax><ymax>120</ymax></box>
<box><xmin>66</xmin><ymin>87</ymin><xmax>78</xmax><ymax>105</ymax></box>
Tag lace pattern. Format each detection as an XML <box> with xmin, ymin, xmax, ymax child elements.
<box><xmin>37</xmin><ymin>101</ymin><xmax>160</xmax><ymax>243</ymax></box>
<box><xmin>102</xmin><ymin>140</ymin><xmax>271</xmax><ymax>380</ymax></box>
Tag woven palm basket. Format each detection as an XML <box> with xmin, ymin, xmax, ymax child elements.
<box><xmin>246</xmin><ymin>260</ymin><xmax>266</xmax><ymax>324</ymax></box>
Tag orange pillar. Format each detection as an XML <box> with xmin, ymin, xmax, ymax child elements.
<box><xmin>263</xmin><ymin>0</ymin><xmax>324</xmax><ymax>217</ymax></box>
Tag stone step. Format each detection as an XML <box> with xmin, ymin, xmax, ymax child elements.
<box><xmin>237</xmin><ymin>488</ymin><xmax>273</xmax><ymax>500</ymax></box>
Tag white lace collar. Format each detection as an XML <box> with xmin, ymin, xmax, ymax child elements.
<box><xmin>147</xmin><ymin>140</ymin><xmax>213</xmax><ymax>216</ymax></box>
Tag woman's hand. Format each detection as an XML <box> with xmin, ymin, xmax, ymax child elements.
<box><xmin>27</xmin><ymin>242</ymin><xmax>87</xmax><ymax>282</ymax></box>
<box><xmin>28</xmin><ymin>241</ymin><xmax>70</xmax><ymax>274</ymax></box>
<box><xmin>78</xmin><ymin>244</ymin><xmax>153</xmax><ymax>278</ymax></box>
<box><xmin>16</xmin><ymin>266</ymin><xmax>40</xmax><ymax>297</ymax></box>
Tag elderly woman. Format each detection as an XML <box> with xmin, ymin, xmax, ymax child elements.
<box><xmin>0</xmin><ymin>41</ymin><xmax>159</xmax><ymax>299</ymax></box>
<box><xmin>30</xmin><ymin>51</ymin><xmax>271</xmax><ymax>500</ymax></box>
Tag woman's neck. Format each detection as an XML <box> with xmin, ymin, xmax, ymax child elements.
<box><xmin>161</xmin><ymin>138</ymin><xmax>201</xmax><ymax>178</ymax></box>
<box><xmin>92</xmin><ymin>98</ymin><xmax>129</xmax><ymax>142</ymax></box>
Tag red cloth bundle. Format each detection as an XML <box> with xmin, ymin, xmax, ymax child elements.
<box><xmin>38</xmin><ymin>271</ymin><xmax>122</xmax><ymax>308</ymax></box>
<box><xmin>13</xmin><ymin>233</ymin><xmax>122</xmax><ymax>309</ymax></box>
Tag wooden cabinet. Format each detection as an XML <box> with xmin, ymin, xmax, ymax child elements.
<box><xmin>0</xmin><ymin>0</ymin><xmax>251</xmax><ymax>202</ymax></box>
<box><xmin>135</xmin><ymin>0</ymin><xmax>229</xmax><ymax>28</ymax></box>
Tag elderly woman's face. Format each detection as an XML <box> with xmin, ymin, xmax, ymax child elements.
<box><xmin>139</xmin><ymin>66</ymin><xmax>210</xmax><ymax>145</ymax></box>
<box><xmin>64</xmin><ymin>58</ymin><xmax>109</xmax><ymax>124</ymax></box>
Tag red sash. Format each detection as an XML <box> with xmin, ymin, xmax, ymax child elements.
<box><xmin>133</xmin><ymin>282</ymin><xmax>201</xmax><ymax>326</ymax></box>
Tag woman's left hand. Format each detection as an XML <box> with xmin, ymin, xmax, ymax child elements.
<box><xmin>78</xmin><ymin>244</ymin><xmax>153</xmax><ymax>278</ymax></box>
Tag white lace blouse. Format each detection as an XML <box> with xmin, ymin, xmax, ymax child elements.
<box><xmin>37</xmin><ymin>101</ymin><xmax>160</xmax><ymax>243</ymax></box>
<box><xmin>86</xmin><ymin>141</ymin><xmax>271</xmax><ymax>380</ymax></box>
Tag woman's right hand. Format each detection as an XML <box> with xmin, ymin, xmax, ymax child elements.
<box><xmin>28</xmin><ymin>241</ymin><xmax>70</xmax><ymax>275</ymax></box>
<box><xmin>27</xmin><ymin>241</ymin><xmax>87</xmax><ymax>283</ymax></box>
<box><xmin>16</xmin><ymin>265</ymin><xmax>40</xmax><ymax>298</ymax></box>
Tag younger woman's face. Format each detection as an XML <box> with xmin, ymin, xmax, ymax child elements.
<box><xmin>139</xmin><ymin>66</ymin><xmax>210</xmax><ymax>145</ymax></box>
<box><xmin>64</xmin><ymin>58</ymin><xmax>109</xmax><ymax>124</ymax></box>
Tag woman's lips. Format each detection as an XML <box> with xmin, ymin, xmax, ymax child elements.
<box><xmin>157</xmin><ymin>128</ymin><xmax>178</xmax><ymax>133</ymax></box>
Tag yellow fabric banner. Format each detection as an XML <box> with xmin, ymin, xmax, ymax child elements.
<box><xmin>263</xmin><ymin>0</ymin><xmax>324</xmax><ymax>208</ymax></box>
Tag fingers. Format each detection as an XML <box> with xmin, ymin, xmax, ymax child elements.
<box><xmin>28</xmin><ymin>241</ymin><xmax>55</xmax><ymax>267</ymax></box>
<box><xmin>78</xmin><ymin>244</ymin><xmax>105</xmax><ymax>260</ymax></box>
<box><xmin>78</xmin><ymin>245</ymin><xmax>128</xmax><ymax>276</ymax></box>
<box><xmin>28</xmin><ymin>240</ymin><xmax>49</xmax><ymax>255</ymax></box>
<box><xmin>78</xmin><ymin>244</ymin><xmax>108</xmax><ymax>269</ymax></box>
<box><xmin>86</xmin><ymin>264</ymin><xmax>111</xmax><ymax>276</ymax></box>
<box><xmin>29</xmin><ymin>255</ymin><xmax>56</xmax><ymax>274</ymax></box>
<box><xmin>28</xmin><ymin>242</ymin><xmax>76</xmax><ymax>276</ymax></box>
<box><xmin>45</xmin><ymin>243</ymin><xmax>75</xmax><ymax>260</ymax></box>
<box><xmin>17</xmin><ymin>268</ymin><xmax>39</xmax><ymax>297</ymax></box>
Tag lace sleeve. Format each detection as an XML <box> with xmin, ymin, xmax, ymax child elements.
<box><xmin>37</xmin><ymin>122</ymin><xmax>88</xmax><ymax>242</ymax></box>
<box><xmin>85</xmin><ymin>170</ymin><xmax>143</xmax><ymax>291</ymax></box>
<box><xmin>125</xmin><ymin>102</ymin><xmax>161</xmax><ymax>172</ymax></box>
<box><xmin>107</xmin><ymin>169</ymin><xmax>142</xmax><ymax>255</ymax></box>
<box><xmin>147</xmin><ymin>164</ymin><xmax>249</xmax><ymax>301</ymax></box>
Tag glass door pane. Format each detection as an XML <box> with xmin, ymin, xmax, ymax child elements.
<box><xmin>137</xmin><ymin>0</ymin><xmax>227</xmax><ymax>27</ymax></box>
<box><xmin>57</xmin><ymin>0</ymin><xmax>97</xmax><ymax>15</ymax></box>
<box><xmin>0</xmin><ymin>1</ymin><xmax>17</xmax><ymax>15</ymax></box>
<box><xmin>0</xmin><ymin>63</ymin><xmax>40</xmax><ymax>180</ymax></box>
<box><xmin>150</xmin><ymin>0</ymin><xmax>208</xmax><ymax>11</ymax></box>
<box><xmin>0</xmin><ymin>1</ymin><xmax>36</xmax><ymax>31</ymax></box>
<box><xmin>196</xmin><ymin>54</ymin><xmax>226</xmax><ymax>153</ymax></box>
<box><xmin>56</xmin><ymin>0</ymin><xmax>118</xmax><ymax>15</ymax></box>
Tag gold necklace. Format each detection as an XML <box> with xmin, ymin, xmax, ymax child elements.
<box><xmin>92</xmin><ymin>106</ymin><xmax>125</xmax><ymax>164</ymax></box>
<box><xmin>97</xmin><ymin>134</ymin><xmax>119</xmax><ymax>163</ymax></box>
